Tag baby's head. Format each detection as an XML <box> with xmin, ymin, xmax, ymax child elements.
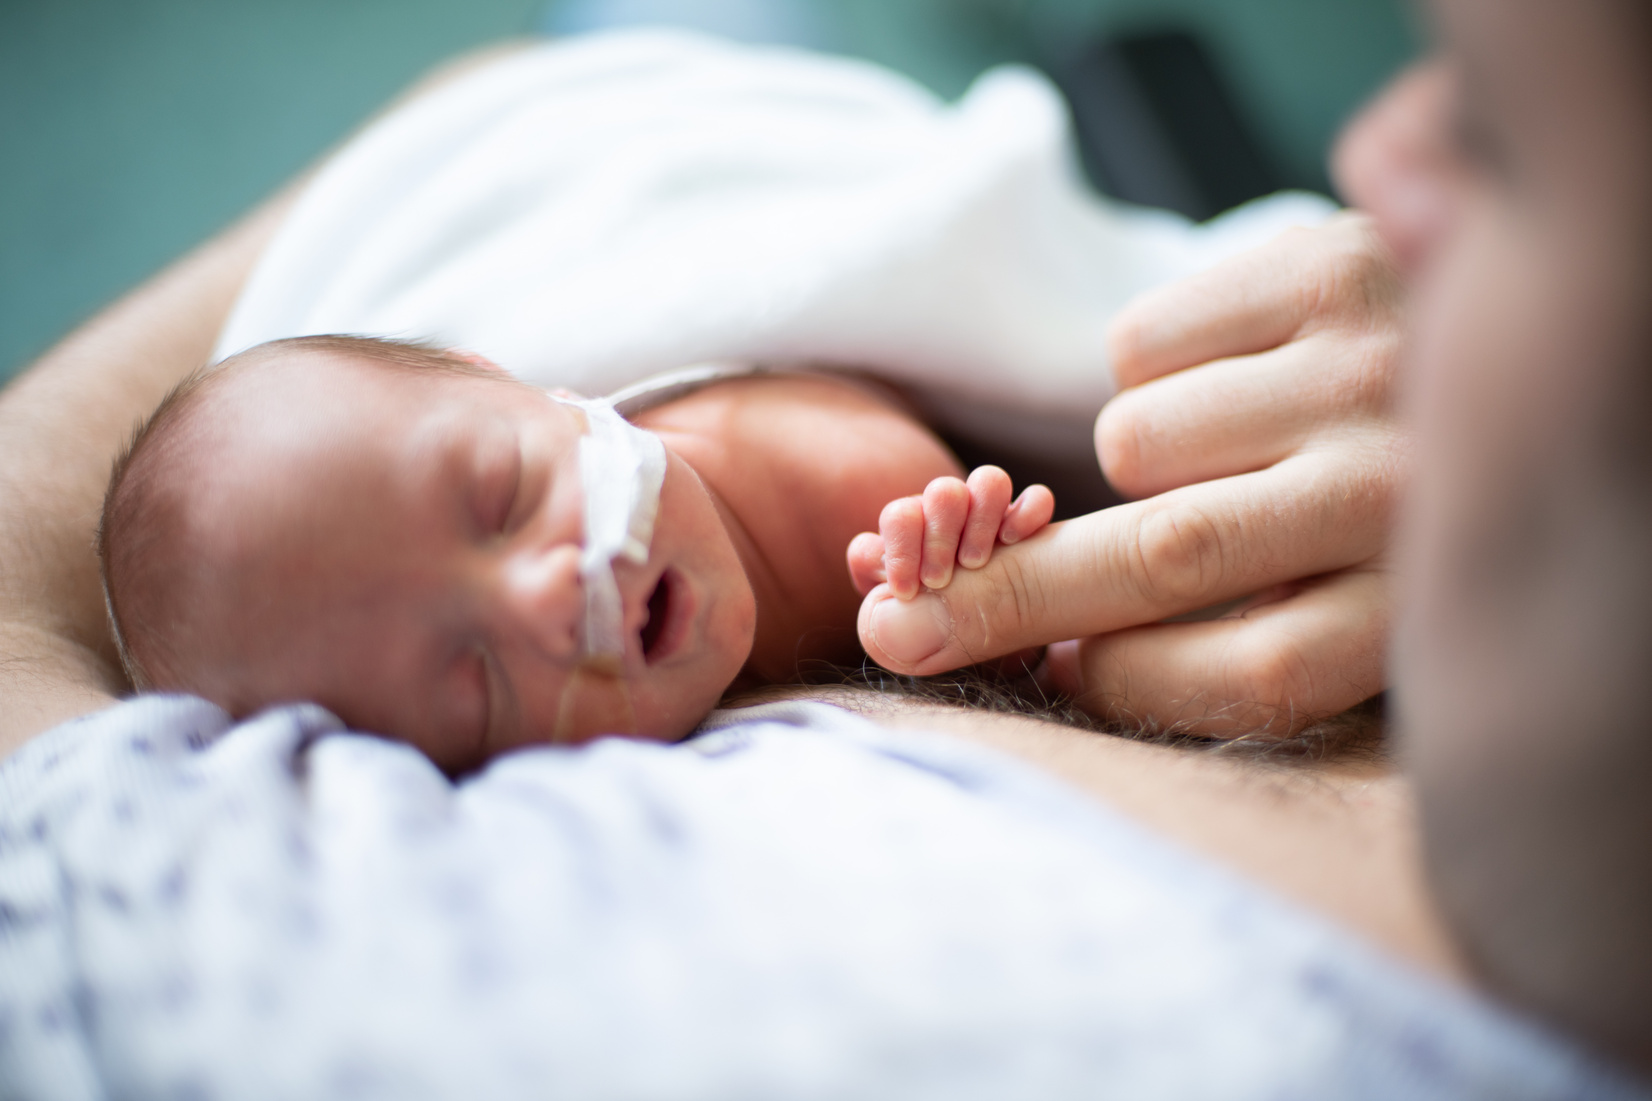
<box><xmin>100</xmin><ymin>336</ymin><xmax>756</xmax><ymax>771</ymax></box>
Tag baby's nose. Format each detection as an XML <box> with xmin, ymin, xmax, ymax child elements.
<box><xmin>502</xmin><ymin>544</ymin><xmax>584</xmax><ymax>661</ymax></box>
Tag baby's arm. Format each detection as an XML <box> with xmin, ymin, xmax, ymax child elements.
<box><xmin>848</xmin><ymin>467</ymin><xmax>1054</xmax><ymax>599</ymax></box>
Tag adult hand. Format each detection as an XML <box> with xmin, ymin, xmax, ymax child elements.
<box><xmin>857</xmin><ymin>213</ymin><xmax>1408</xmax><ymax>735</ymax></box>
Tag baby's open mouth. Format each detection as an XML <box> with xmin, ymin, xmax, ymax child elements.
<box><xmin>640</xmin><ymin>569</ymin><xmax>685</xmax><ymax>662</ymax></box>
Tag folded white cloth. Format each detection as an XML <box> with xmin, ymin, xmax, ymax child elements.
<box><xmin>3</xmin><ymin>698</ymin><xmax>1641</xmax><ymax>1100</ymax></box>
<box><xmin>214</xmin><ymin>30</ymin><xmax>1334</xmax><ymax>454</ymax></box>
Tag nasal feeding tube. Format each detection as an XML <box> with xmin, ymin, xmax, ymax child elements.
<box><xmin>545</xmin><ymin>393</ymin><xmax>667</xmax><ymax>740</ymax></box>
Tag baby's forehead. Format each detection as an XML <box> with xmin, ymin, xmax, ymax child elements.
<box><xmin>234</xmin><ymin>342</ymin><xmax>507</xmax><ymax>394</ymax></box>
<box><xmin>204</xmin><ymin>344</ymin><xmax>531</xmax><ymax>430</ymax></box>
<box><xmin>178</xmin><ymin>349</ymin><xmax>495</xmax><ymax>483</ymax></box>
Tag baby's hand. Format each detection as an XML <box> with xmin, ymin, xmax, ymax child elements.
<box><xmin>848</xmin><ymin>466</ymin><xmax>1054</xmax><ymax>599</ymax></box>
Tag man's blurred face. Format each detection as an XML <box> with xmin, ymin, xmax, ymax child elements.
<box><xmin>1359</xmin><ymin>0</ymin><xmax>1652</xmax><ymax>757</ymax></box>
<box><xmin>1341</xmin><ymin>0</ymin><xmax>1652</xmax><ymax>1065</ymax></box>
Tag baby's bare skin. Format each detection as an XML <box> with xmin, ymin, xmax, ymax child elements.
<box><xmin>108</xmin><ymin>348</ymin><xmax>968</xmax><ymax>769</ymax></box>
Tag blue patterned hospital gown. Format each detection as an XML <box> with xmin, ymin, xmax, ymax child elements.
<box><xmin>0</xmin><ymin>696</ymin><xmax>1644</xmax><ymax>1100</ymax></box>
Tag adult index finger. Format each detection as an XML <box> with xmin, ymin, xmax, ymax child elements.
<box><xmin>857</xmin><ymin>454</ymin><xmax>1390</xmax><ymax>676</ymax></box>
<box><xmin>1109</xmin><ymin>214</ymin><xmax>1392</xmax><ymax>390</ymax></box>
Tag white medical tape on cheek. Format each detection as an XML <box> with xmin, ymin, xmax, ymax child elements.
<box><xmin>550</xmin><ymin>395</ymin><xmax>667</xmax><ymax>663</ymax></box>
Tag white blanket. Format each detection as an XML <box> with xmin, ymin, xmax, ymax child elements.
<box><xmin>213</xmin><ymin>30</ymin><xmax>1333</xmax><ymax>453</ymax></box>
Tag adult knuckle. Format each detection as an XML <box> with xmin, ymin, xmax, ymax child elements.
<box><xmin>1317</xmin><ymin>329</ymin><xmax>1401</xmax><ymax>414</ymax></box>
<box><xmin>1342</xmin><ymin>434</ymin><xmax>1408</xmax><ymax>536</ymax></box>
<box><xmin>1317</xmin><ymin>251</ymin><xmax>1366</xmax><ymax>314</ymax></box>
<box><xmin>1357</xmin><ymin>324</ymin><xmax>1405</xmax><ymax>395</ymax></box>
<box><xmin>1323</xmin><ymin>222</ymin><xmax>1402</xmax><ymax>323</ymax></box>
<box><xmin>1231</xmin><ymin>629</ymin><xmax>1320</xmax><ymax>717</ymax></box>
<box><xmin>986</xmin><ymin>551</ymin><xmax>1046</xmax><ymax>651</ymax></box>
<box><xmin>1281</xmin><ymin>218</ymin><xmax>1382</xmax><ymax>323</ymax></box>
<box><xmin>1130</xmin><ymin>504</ymin><xmax>1228</xmax><ymax>609</ymax></box>
<box><xmin>1335</xmin><ymin>209</ymin><xmax>1387</xmax><ymax>258</ymax></box>
<box><xmin>1374</xmin><ymin>428</ymin><xmax>1414</xmax><ymax>493</ymax></box>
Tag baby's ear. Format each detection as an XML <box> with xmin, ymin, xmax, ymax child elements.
<box><xmin>448</xmin><ymin>348</ymin><xmax>507</xmax><ymax>373</ymax></box>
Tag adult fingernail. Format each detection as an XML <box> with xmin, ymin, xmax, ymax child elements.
<box><xmin>869</xmin><ymin>592</ymin><xmax>952</xmax><ymax>667</ymax></box>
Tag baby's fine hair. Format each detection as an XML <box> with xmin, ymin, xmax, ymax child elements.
<box><xmin>97</xmin><ymin>334</ymin><xmax>504</xmax><ymax>693</ymax></box>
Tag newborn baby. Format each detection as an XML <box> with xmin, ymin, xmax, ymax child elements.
<box><xmin>99</xmin><ymin>335</ymin><xmax>1052</xmax><ymax>771</ymax></box>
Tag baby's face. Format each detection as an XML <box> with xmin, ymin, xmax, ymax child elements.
<box><xmin>181</xmin><ymin>351</ymin><xmax>756</xmax><ymax>770</ymax></box>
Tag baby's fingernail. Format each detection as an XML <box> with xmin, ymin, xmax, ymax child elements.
<box><xmin>869</xmin><ymin>592</ymin><xmax>951</xmax><ymax>667</ymax></box>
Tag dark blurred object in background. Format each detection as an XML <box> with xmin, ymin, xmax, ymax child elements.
<box><xmin>1046</xmin><ymin>30</ymin><xmax>1282</xmax><ymax>220</ymax></box>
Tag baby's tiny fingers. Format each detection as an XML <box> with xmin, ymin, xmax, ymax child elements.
<box><xmin>879</xmin><ymin>496</ymin><xmax>926</xmax><ymax>600</ymax></box>
<box><xmin>847</xmin><ymin>531</ymin><xmax>888</xmax><ymax>596</ymax></box>
<box><xmin>921</xmin><ymin>477</ymin><xmax>971</xmax><ymax>590</ymax></box>
<box><xmin>959</xmin><ymin>466</ymin><xmax>1012</xmax><ymax>569</ymax></box>
<box><xmin>999</xmin><ymin>485</ymin><xmax>1055</xmax><ymax>545</ymax></box>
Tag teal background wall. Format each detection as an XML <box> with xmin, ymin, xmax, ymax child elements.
<box><xmin>0</xmin><ymin>0</ymin><xmax>1421</xmax><ymax>385</ymax></box>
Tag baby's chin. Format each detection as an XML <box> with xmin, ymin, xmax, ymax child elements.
<box><xmin>620</xmin><ymin>658</ymin><xmax>748</xmax><ymax>746</ymax></box>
